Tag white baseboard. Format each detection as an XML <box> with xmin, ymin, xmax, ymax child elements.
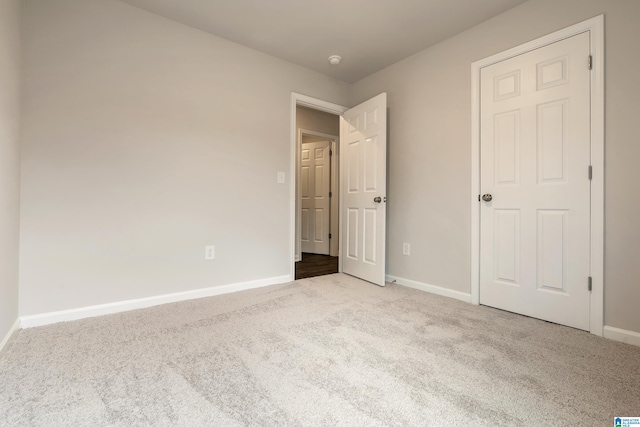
<box><xmin>20</xmin><ymin>274</ymin><xmax>293</xmax><ymax>329</ymax></box>
<box><xmin>0</xmin><ymin>318</ymin><xmax>21</xmax><ymax>353</ymax></box>
<box><xmin>603</xmin><ymin>325</ymin><xmax>640</xmax><ymax>347</ymax></box>
<box><xmin>386</xmin><ymin>275</ymin><xmax>472</xmax><ymax>304</ymax></box>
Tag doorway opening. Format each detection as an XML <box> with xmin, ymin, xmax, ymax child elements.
<box><xmin>290</xmin><ymin>92</ymin><xmax>388</xmax><ymax>286</ymax></box>
<box><xmin>294</xmin><ymin>106</ymin><xmax>340</xmax><ymax>279</ymax></box>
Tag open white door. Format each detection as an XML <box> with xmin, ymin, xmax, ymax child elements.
<box><xmin>340</xmin><ymin>93</ymin><xmax>387</xmax><ymax>286</ymax></box>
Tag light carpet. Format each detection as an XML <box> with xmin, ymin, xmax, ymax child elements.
<box><xmin>1</xmin><ymin>273</ymin><xmax>639</xmax><ymax>426</ymax></box>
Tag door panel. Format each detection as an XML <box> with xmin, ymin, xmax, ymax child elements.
<box><xmin>494</xmin><ymin>209</ymin><xmax>520</xmax><ymax>285</ymax></box>
<box><xmin>480</xmin><ymin>33</ymin><xmax>590</xmax><ymax>330</ymax></box>
<box><xmin>537</xmin><ymin>209</ymin><xmax>568</xmax><ymax>292</ymax></box>
<box><xmin>363</xmin><ymin>208</ymin><xmax>377</xmax><ymax>264</ymax></box>
<box><xmin>538</xmin><ymin>100</ymin><xmax>568</xmax><ymax>183</ymax></box>
<box><xmin>346</xmin><ymin>208</ymin><xmax>358</xmax><ymax>259</ymax></box>
<box><xmin>494</xmin><ymin>110</ymin><xmax>520</xmax><ymax>185</ymax></box>
<box><xmin>341</xmin><ymin>93</ymin><xmax>387</xmax><ymax>286</ymax></box>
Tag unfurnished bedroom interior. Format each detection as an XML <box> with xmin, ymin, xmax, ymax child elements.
<box><xmin>1</xmin><ymin>0</ymin><xmax>639</xmax><ymax>425</ymax></box>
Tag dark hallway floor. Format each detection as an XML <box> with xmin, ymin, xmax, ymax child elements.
<box><xmin>295</xmin><ymin>253</ymin><xmax>338</xmax><ymax>279</ymax></box>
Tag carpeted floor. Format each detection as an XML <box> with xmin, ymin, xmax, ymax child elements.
<box><xmin>1</xmin><ymin>273</ymin><xmax>639</xmax><ymax>426</ymax></box>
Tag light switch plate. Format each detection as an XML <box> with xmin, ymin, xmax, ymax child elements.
<box><xmin>205</xmin><ymin>245</ymin><xmax>215</xmax><ymax>260</ymax></box>
<box><xmin>402</xmin><ymin>243</ymin><xmax>410</xmax><ymax>256</ymax></box>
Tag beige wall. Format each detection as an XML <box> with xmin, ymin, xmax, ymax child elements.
<box><xmin>0</xmin><ymin>0</ymin><xmax>21</xmax><ymax>344</ymax></box>
<box><xmin>19</xmin><ymin>0</ymin><xmax>349</xmax><ymax>316</ymax></box>
<box><xmin>350</xmin><ymin>0</ymin><xmax>640</xmax><ymax>333</ymax></box>
<box><xmin>17</xmin><ymin>0</ymin><xmax>640</xmax><ymax>335</ymax></box>
<box><xmin>296</xmin><ymin>107</ymin><xmax>340</xmax><ymax>137</ymax></box>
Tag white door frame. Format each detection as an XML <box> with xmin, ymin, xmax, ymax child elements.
<box><xmin>290</xmin><ymin>93</ymin><xmax>348</xmax><ymax>279</ymax></box>
<box><xmin>470</xmin><ymin>15</ymin><xmax>604</xmax><ymax>335</ymax></box>
<box><xmin>297</xmin><ymin>129</ymin><xmax>339</xmax><ymax>260</ymax></box>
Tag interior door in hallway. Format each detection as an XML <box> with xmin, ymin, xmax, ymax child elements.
<box><xmin>480</xmin><ymin>33</ymin><xmax>591</xmax><ymax>330</ymax></box>
<box><xmin>341</xmin><ymin>93</ymin><xmax>387</xmax><ymax>286</ymax></box>
<box><xmin>300</xmin><ymin>140</ymin><xmax>331</xmax><ymax>255</ymax></box>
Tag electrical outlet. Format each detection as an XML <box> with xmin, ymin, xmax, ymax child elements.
<box><xmin>277</xmin><ymin>171</ymin><xmax>285</xmax><ymax>184</ymax></box>
<box><xmin>205</xmin><ymin>245</ymin><xmax>215</xmax><ymax>260</ymax></box>
<box><xmin>402</xmin><ymin>242</ymin><xmax>410</xmax><ymax>256</ymax></box>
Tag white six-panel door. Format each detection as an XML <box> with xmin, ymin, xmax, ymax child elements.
<box><xmin>341</xmin><ymin>93</ymin><xmax>387</xmax><ymax>286</ymax></box>
<box><xmin>480</xmin><ymin>33</ymin><xmax>591</xmax><ymax>330</ymax></box>
<box><xmin>300</xmin><ymin>140</ymin><xmax>331</xmax><ymax>255</ymax></box>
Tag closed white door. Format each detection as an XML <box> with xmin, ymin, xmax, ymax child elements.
<box><xmin>341</xmin><ymin>93</ymin><xmax>387</xmax><ymax>286</ymax></box>
<box><xmin>480</xmin><ymin>33</ymin><xmax>591</xmax><ymax>330</ymax></box>
<box><xmin>300</xmin><ymin>140</ymin><xmax>331</xmax><ymax>255</ymax></box>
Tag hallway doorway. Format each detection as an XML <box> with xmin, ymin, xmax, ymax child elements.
<box><xmin>294</xmin><ymin>104</ymin><xmax>340</xmax><ymax>279</ymax></box>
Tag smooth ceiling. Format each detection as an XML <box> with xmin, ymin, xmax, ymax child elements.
<box><xmin>117</xmin><ymin>0</ymin><xmax>528</xmax><ymax>83</ymax></box>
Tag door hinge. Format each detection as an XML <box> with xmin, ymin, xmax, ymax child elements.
<box><xmin>588</xmin><ymin>165</ymin><xmax>593</xmax><ymax>180</ymax></box>
<box><xmin>588</xmin><ymin>55</ymin><xmax>593</xmax><ymax>70</ymax></box>
<box><xmin>329</xmin><ymin>233</ymin><xmax>332</xmax><ymax>239</ymax></box>
<box><xmin>329</xmin><ymin>191</ymin><xmax>333</xmax><ymax>197</ymax></box>
<box><xmin>588</xmin><ymin>276</ymin><xmax>592</xmax><ymax>291</ymax></box>
<box><xmin>329</xmin><ymin>149</ymin><xmax>333</xmax><ymax>156</ymax></box>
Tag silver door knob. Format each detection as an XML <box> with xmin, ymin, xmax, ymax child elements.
<box><xmin>374</xmin><ymin>196</ymin><xmax>382</xmax><ymax>203</ymax></box>
<box><xmin>482</xmin><ymin>194</ymin><xmax>493</xmax><ymax>202</ymax></box>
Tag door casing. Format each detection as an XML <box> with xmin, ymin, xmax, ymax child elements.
<box><xmin>470</xmin><ymin>15</ymin><xmax>604</xmax><ymax>335</ymax></box>
<box><xmin>290</xmin><ymin>93</ymin><xmax>348</xmax><ymax>279</ymax></box>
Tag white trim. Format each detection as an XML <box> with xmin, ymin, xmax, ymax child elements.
<box><xmin>20</xmin><ymin>275</ymin><xmax>291</xmax><ymax>329</ymax></box>
<box><xmin>588</xmin><ymin>16</ymin><xmax>605</xmax><ymax>337</ymax></box>
<box><xmin>338</xmin><ymin>116</ymin><xmax>346</xmax><ymax>274</ymax></box>
<box><xmin>470</xmin><ymin>61</ymin><xmax>481</xmax><ymax>306</ymax></box>
<box><xmin>603</xmin><ymin>326</ymin><xmax>640</xmax><ymax>348</ymax></box>
<box><xmin>291</xmin><ymin>93</ymin><xmax>348</xmax><ymax>277</ymax></box>
<box><xmin>0</xmin><ymin>318</ymin><xmax>21</xmax><ymax>353</ymax></box>
<box><xmin>470</xmin><ymin>15</ymin><xmax>605</xmax><ymax>335</ymax></box>
<box><xmin>329</xmin><ymin>138</ymin><xmax>339</xmax><ymax>258</ymax></box>
<box><xmin>293</xmin><ymin>93</ymin><xmax>348</xmax><ymax>116</ymax></box>
<box><xmin>387</xmin><ymin>275</ymin><xmax>472</xmax><ymax>304</ymax></box>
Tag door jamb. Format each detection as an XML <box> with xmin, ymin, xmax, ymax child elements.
<box><xmin>470</xmin><ymin>15</ymin><xmax>604</xmax><ymax>335</ymax></box>
<box><xmin>290</xmin><ymin>93</ymin><xmax>348</xmax><ymax>280</ymax></box>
